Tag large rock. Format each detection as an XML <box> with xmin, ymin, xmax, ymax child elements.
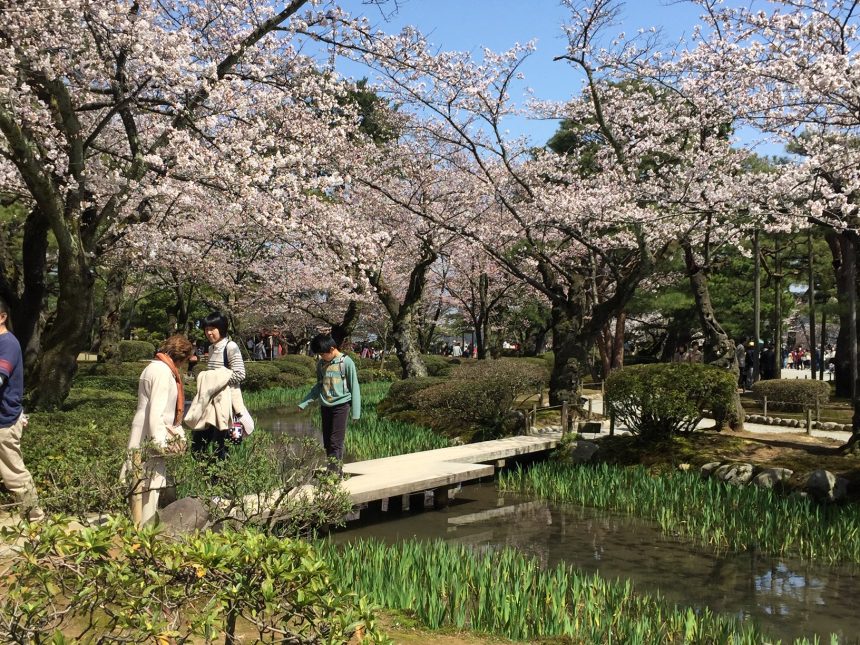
<box><xmin>752</xmin><ymin>468</ymin><xmax>794</xmax><ymax>489</ymax></box>
<box><xmin>713</xmin><ymin>463</ymin><xmax>754</xmax><ymax>486</ymax></box>
<box><xmin>805</xmin><ymin>470</ymin><xmax>849</xmax><ymax>503</ymax></box>
<box><xmin>159</xmin><ymin>497</ymin><xmax>209</xmax><ymax>534</ymax></box>
<box><xmin>700</xmin><ymin>462</ymin><xmax>722</xmax><ymax>479</ymax></box>
<box><xmin>567</xmin><ymin>441</ymin><xmax>599</xmax><ymax>464</ymax></box>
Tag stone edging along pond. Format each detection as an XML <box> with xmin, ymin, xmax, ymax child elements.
<box><xmin>744</xmin><ymin>413</ymin><xmax>852</xmax><ymax>433</ymax></box>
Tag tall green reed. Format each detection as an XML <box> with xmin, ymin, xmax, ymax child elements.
<box><xmin>500</xmin><ymin>462</ymin><xmax>860</xmax><ymax>564</ymax></box>
<box><xmin>320</xmin><ymin>538</ymin><xmax>826</xmax><ymax>644</ymax></box>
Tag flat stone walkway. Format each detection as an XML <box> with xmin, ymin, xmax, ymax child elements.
<box><xmin>341</xmin><ymin>434</ymin><xmax>562</xmax><ymax>504</ymax></box>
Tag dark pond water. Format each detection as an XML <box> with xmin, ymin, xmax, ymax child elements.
<box><xmin>257</xmin><ymin>409</ymin><xmax>860</xmax><ymax>644</ymax></box>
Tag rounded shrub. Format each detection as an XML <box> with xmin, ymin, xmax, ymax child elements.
<box><xmin>272</xmin><ymin>356</ymin><xmax>316</xmax><ymax>380</ymax></box>
<box><xmin>751</xmin><ymin>379</ymin><xmax>831</xmax><ymax>412</ymax></box>
<box><xmin>378</xmin><ymin>376</ymin><xmax>445</xmax><ymax>416</ymax></box>
<box><xmin>605</xmin><ymin>363</ymin><xmax>737</xmax><ymax>440</ymax></box>
<box><xmin>422</xmin><ymin>354</ymin><xmax>456</xmax><ymax>377</ymax></box>
<box><xmin>358</xmin><ymin>368</ymin><xmax>398</xmax><ymax>383</ymax></box>
<box><xmin>275</xmin><ymin>371</ymin><xmax>311</xmax><ymax>389</ymax></box>
<box><xmin>379</xmin><ymin>358</ymin><xmax>547</xmax><ymax>438</ymax></box>
<box><xmin>242</xmin><ymin>361</ymin><xmax>283</xmax><ymax>392</ymax></box>
<box><xmin>73</xmin><ymin>375</ymin><xmax>140</xmax><ymax>394</ymax></box>
<box><xmin>117</xmin><ymin>340</ymin><xmax>155</xmax><ymax>362</ymax></box>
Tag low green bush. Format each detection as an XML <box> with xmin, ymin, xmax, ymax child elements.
<box><xmin>379</xmin><ymin>359</ymin><xmax>547</xmax><ymax>438</ymax></box>
<box><xmin>242</xmin><ymin>361</ymin><xmax>283</xmax><ymax>392</ymax></box>
<box><xmin>421</xmin><ymin>354</ymin><xmax>455</xmax><ymax>377</ymax></box>
<box><xmin>78</xmin><ymin>361</ymin><xmax>148</xmax><ymax>379</ymax></box>
<box><xmin>275</xmin><ymin>371</ymin><xmax>312</xmax><ymax>389</ymax></box>
<box><xmin>73</xmin><ymin>374</ymin><xmax>140</xmax><ymax>393</ymax></box>
<box><xmin>358</xmin><ymin>368</ymin><xmax>398</xmax><ymax>383</ymax></box>
<box><xmin>751</xmin><ymin>379</ymin><xmax>831</xmax><ymax>411</ymax></box>
<box><xmin>272</xmin><ymin>357</ymin><xmax>315</xmax><ymax>379</ymax></box>
<box><xmin>23</xmin><ymin>388</ymin><xmax>135</xmax><ymax>516</ymax></box>
<box><xmin>354</xmin><ymin>354</ymin><xmax>402</xmax><ymax>374</ymax></box>
<box><xmin>377</xmin><ymin>377</ymin><xmax>445</xmax><ymax>416</ymax></box>
<box><xmin>117</xmin><ymin>339</ymin><xmax>156</xmax><ymax>362</ymax></box>
<box><xmin>605</xmin><ymin>363</ymin><xmax>737</xmax><ymax>440</ymax></box>
<box><xmin>414</xmin><ymin>359</ymin><xmax>546</xmax><ymax>436</ymax></box>
<box><xmin>1</xmin><ymin>517</ymin><xmax>387</xmax><ymax>643</ymax></box>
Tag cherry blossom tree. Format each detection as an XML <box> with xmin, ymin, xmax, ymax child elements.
<box><xmin>0</xmin><ymin>0</ymin><xmax>379</xmax><ymax>407</ymax></box>
<box><xmin>439</xmin><ymin>242</ymin><xmax>525</xmax><ymax>359</ymax></box>
<box><xmin>319</xmin><ymin>4</ymin><xmax>761</xmax><ymax>413</ymax></box>
<box><xmin>672</xmin><ymin>0</ymin><xmax>860</xmax><ymax>436</ymax></box>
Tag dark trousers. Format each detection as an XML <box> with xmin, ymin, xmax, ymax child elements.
<box><xmin>191</xmin><ymin>425</ymin><xmax>228</xmax><ymax>460</ymax></box>
<box><xmin>321</xmin><ymin>402</ymin><xmax>350</xmax><ymax>469</ymax></box>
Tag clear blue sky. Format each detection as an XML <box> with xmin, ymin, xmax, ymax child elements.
<box><xmin>339</xmin><ymin>0</ymin><xmax>708</xmax><ymax>146</ymax></box>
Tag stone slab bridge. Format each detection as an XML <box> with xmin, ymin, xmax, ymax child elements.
<box><xmin>338</xmin><ymin>431</ymin><xmax>563</xmax><ymax>512</ymax></box>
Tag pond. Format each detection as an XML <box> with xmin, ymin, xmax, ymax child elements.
<box><xmin>256</xmin><ymin>408</ymin><xmax>859</xmax><ymax>644</ymax></box>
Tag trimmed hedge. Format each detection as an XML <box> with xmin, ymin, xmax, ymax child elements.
<box><xmin>117</xmin><ymin>340</ymin><xmax>156</xmax><ymax>362</ymax></box>
<box><xmin>358</xmin><ymin>368</ymin><xmax>398</xmax><ymax>383</ymax></box>
<box><xmin>378</xmin><ymin>377</ymin><xmax>446</xmax><ymax>416</ymax></box>
<box><xmin>421</xmin><ymin>354</ymin><xmax>456</xmax><ymax>377</ymax></box>
<box><xmin>242</xmin><ymin>361</ymin><xmax>284</xmax><ymax>392</ymax></box>
<box><xmin>379</xmin><ymin>358</ymin><xmax>548</xmax><ymax>438</ymax></box>
<box><xmin>605</xmin><ymin>363</ymin><xmax>737</xmax><ymax>440</ymax></box>
<box><xmin>751</xmin><ymin>379</ymin><xmax>831</xmax><ymax>411</ymax></box>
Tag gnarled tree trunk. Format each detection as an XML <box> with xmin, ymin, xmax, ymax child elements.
<box><xmin>93</xmin><ymin>266</ymin><xmax>127</xmax><ymax>363</ymax></box>
<box><xmin>683</xmin><ymin>243</ymin><xmax>744</xmax><ymax>430</ymax></box>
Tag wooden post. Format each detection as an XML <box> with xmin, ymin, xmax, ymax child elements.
<box><xmin>587</xmin><ymin>398</ymin><xmax>593</xmax><ymax>420</ymax></box>
<box><xmin>815</xmin><ymin>396</ymin><xmax>821</xmax><ymax>424</ymax></box>
<box><xmin>806</xmin><ymin>408</ymin><xmax>813</xmax><ymax>435</ymax></box>
<box><xmin>561</xmin><ymin>401</ymin><xmax>568</xmax><ymax>436</ymax></box>
<box><xmin>532</xmin><ymin>403</ymin><xmax>538</xmax><ymax>432</ymax></box>
<box><xmin>601</xmin><ymin>380</ymin><xmax>605</xmax><ymax>396</ymax></box>
<box><xmin>763</xmin><ymin>395</ymin><xmax>768</xmax><ymax>418</ymax></box>
<box><xmin>609</xmin><ymin>412</ymin><xmax>615</xmax><ymax>437</ymax></box>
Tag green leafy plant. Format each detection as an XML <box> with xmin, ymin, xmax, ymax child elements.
<box><xmin>0</xmin><ymin>517</ymin><xmax>390</xmax><ymax>643</ymax></box>
<box><xmin>380</xmin><ymin>358</ymin><xmax>547</xmax><ymax>437</ymax></box>
<box><xmin>751</xmin><ymin>379</ymin><xmax>831</xmax><ymax>412</ymax></box>
<box><xmin>605</xmin><ymin>363</ymin><xmax>737</xmax><ymax>439</ymax></box>
<box><xmin>168</xmin><ymin>432</ymin><xmax>352</xmax><ymax>535</ymax></box>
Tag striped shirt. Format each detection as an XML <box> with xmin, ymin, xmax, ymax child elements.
<box><xmin>206</xmin><ymin>338</ymin><xmax>246</xmax><ymax>387</ymax></box>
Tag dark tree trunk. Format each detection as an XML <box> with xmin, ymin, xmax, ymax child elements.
<box><xmin>33</xmin><ymin>247</ymin><xmax>95</xmax><ymax>409</ymax></box>
<box><xmin>13</xmin><ymin>208</ymin><xmax>50</xmax><ymax>372</ymax></box>
<box><xmin>331</xmin><ymin>300</ymin><xmax>361</xmax><ymax>351</ymax></box>
<box><xmin>548</xmin><ymin>302</ymin><xmax>588</xmax><ymax>406</ymax></box>
<box><xmin>827</xmin><ymin>230</ymin><xmax>854</xmax><ymax>398</ymax></box>
<box><xmin>598</xmin><ymin>312</ymin><xmax>626</xmax><ymax>378</ymax></box>
<box><xmin>366</xmin><ymin>249</ymin><xmax>436</xmax><ymax>379</ymax></box>
<box><xmin>683</xmin><ymin>244</ymin><xmax>744</xmax><ymax>429</ymax></box>
<box><xmin>93</xmin><ymin>267</ymin><xmax>127</xmax><ymax>363</ymax></box>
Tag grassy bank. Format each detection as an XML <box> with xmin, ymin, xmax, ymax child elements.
<box><xmin>500</xmin><ymin>461</ymin><xmax>860</xmax><ymax>564</ymax></box>
<box><xmin>320</xmin><ymin>538</ymin><xmax>816</xmax><ymax>644</ymax></box>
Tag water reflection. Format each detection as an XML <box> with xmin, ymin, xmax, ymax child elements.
<box><xmin>256</xmin><ymin>407</ymin><xmax>322</xmax><ymax>443</ymax></box>
<box><xmin>335</xmin><ymin>483</ymin><xmax>859</xmax><ymax>644</ymax></box>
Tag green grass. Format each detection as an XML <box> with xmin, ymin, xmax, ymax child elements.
<box><xmin>245</xmin><ymin>382</ymin><xmax>450</xmax><ymax>461</ymax></box>
<box><xmin>500</xmin><ymin>462</ymin><xmax>860</xmax><ymax>564</ymax></box>
<box><xmin>321</xmin><ymin>538</ymin><xmax>816</xmax><ymax>644</ymax></box>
